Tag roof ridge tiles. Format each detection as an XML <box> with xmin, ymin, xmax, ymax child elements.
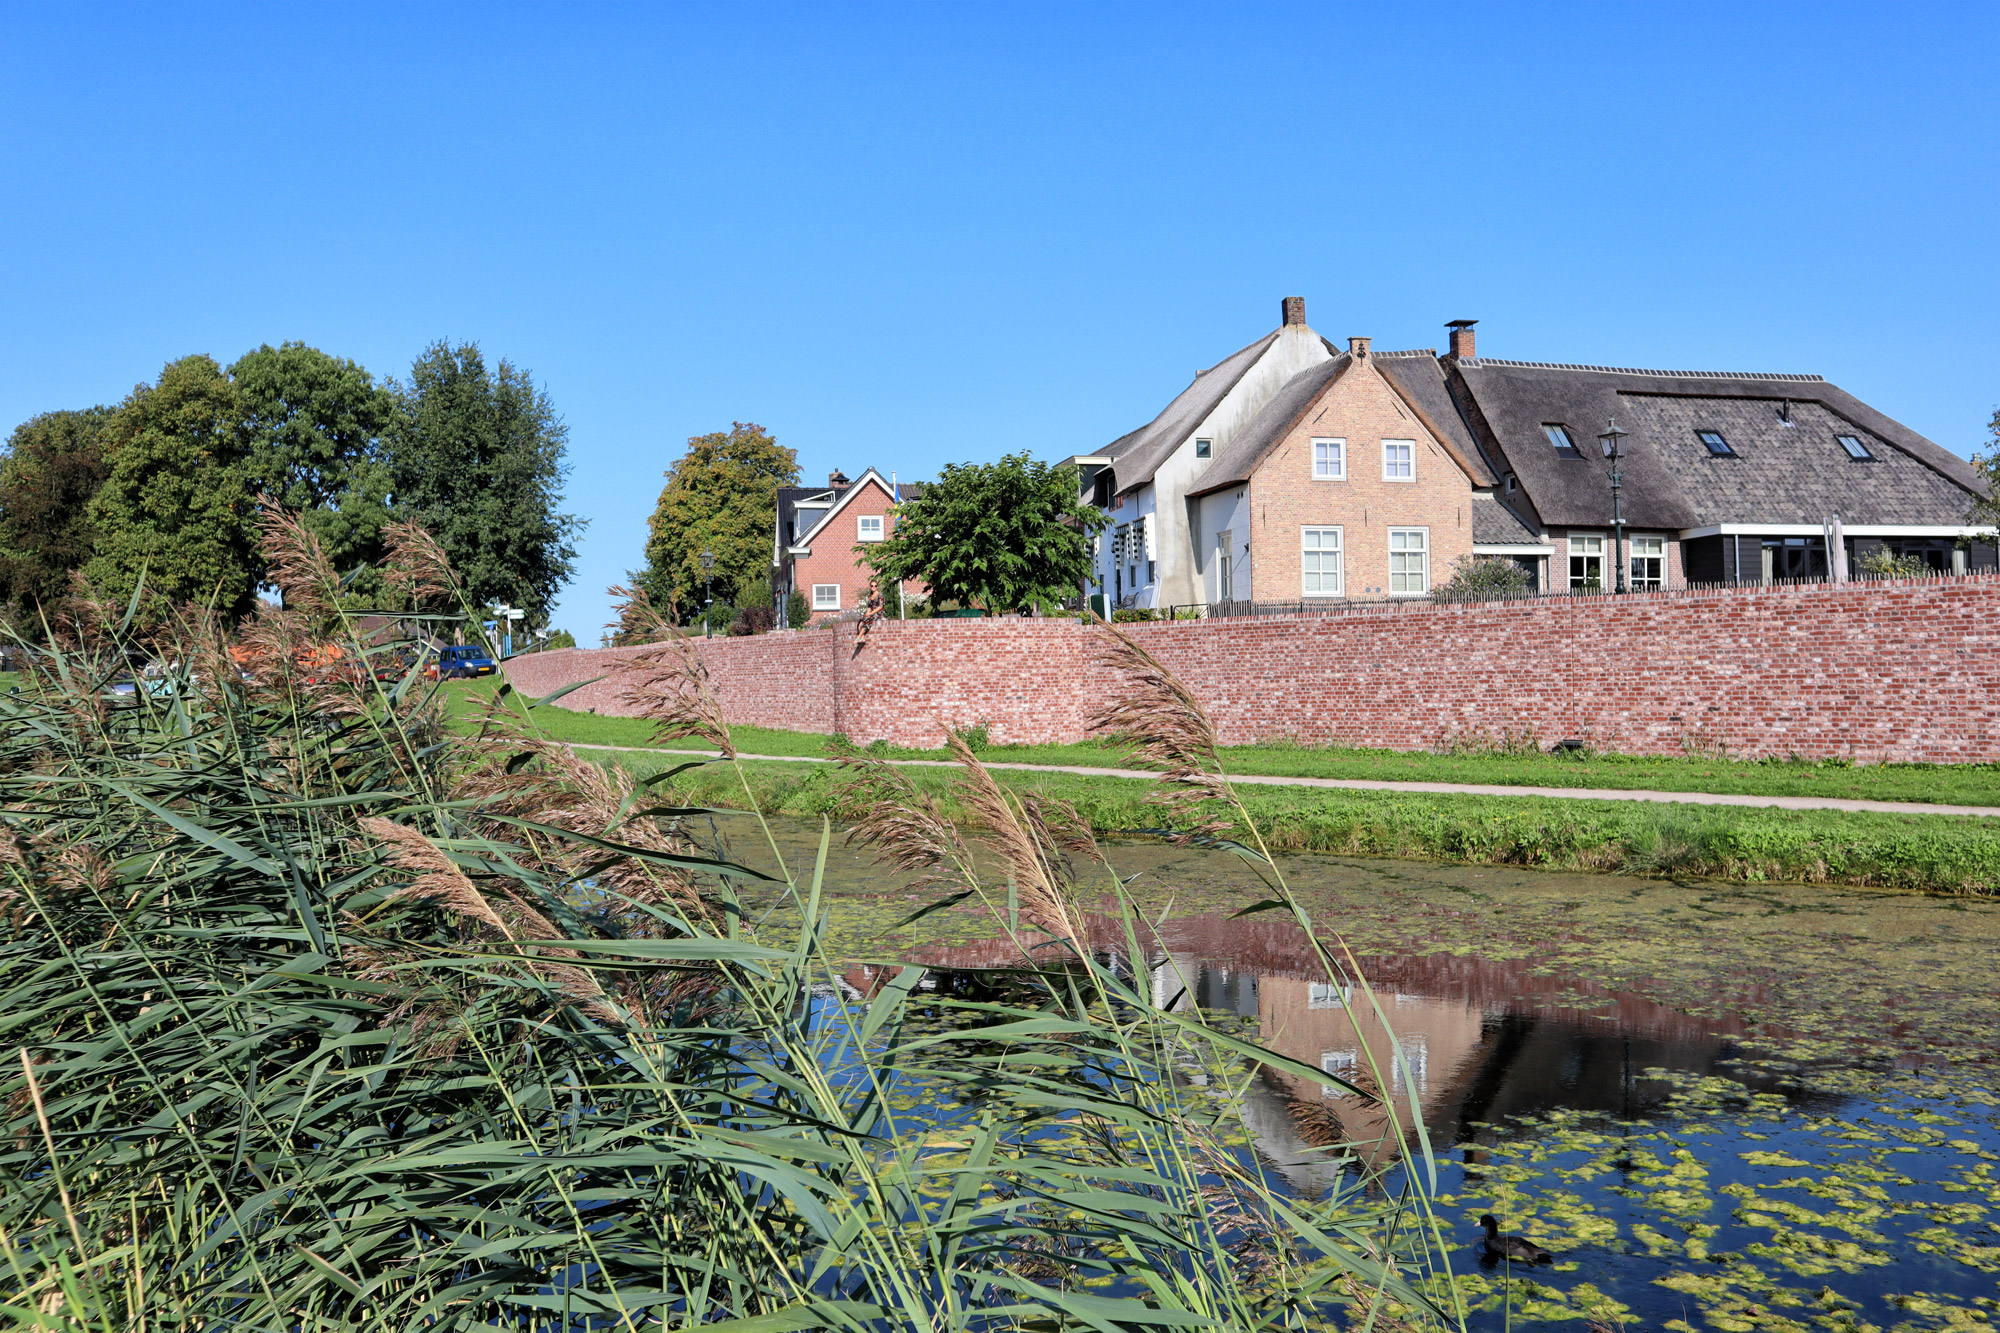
<box><xmin>1372</xmin><ymin>348</ymin><xmax>1439</xmax><ymax>360</ymax></box>
<box><xmin>1463</xmin><ymin>357</ymin><xmax>1825</xmax><ymax>383</ymax></box>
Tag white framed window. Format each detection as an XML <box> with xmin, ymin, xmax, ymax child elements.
<box><xmin>1382</xmin><ymin>439</ymin><xmax>1415</xmax><ymax>482</ymax></box>
<box><xmin>1388</xmin><ymin>528</ymin><xmax>1428</xmax><ymax>594</ymax></box>
<box><xmin>1630</xmin><ymin>534</ymin><xmax>1666</xmax><ymax>591</ymax></box>
<box><xmin>1568</xmin><ymin>533</ymin><xmax>1604</xmax><ymax>590</ymax></box>
<box><xmin>812</xmin><ymin>584</ymin><xmax>841</xmax><ymax>611</ymax></box>
<box><xmin>1320</xmin><ymin>1049</ymin><xmax>1358</xmax><ymax>1098</ymax></box>
<box><xmin>1307</xmin><ymin>982</ymin><xmax>1352</xmax><ymax>1010</ymax></box>
<box><xmin>1390</xmin><ymin>1035</ymin><xmax>1430</xmax><ymax>1094</ymax></box>
<box><xmin>1312</xmin><ymin>437</ymin><xmax>1346</xmax><ymax>480</ymax></box>
<box><xmin>857</xmin><ymin>515</ymin><xmax>884</xmax><ymax>542</ymax></box>
<box><xmin>1301</xmin><ymin>526</ymin><xmax>1343</xmax><ymax>596</ymax></box>
<box><xmin>1215</xmin><ymin>530</ymin><xmax>1234</xmax><ymax>601</ymax></box>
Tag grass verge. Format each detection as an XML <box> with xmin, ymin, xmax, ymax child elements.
<box><xmin>613</xmin><ymin>752</ymin><xmax>2000</xmax><ymax>896</ymax></box>
<box><xmin>469</xmin><ymin>676</ymin><xmax>2000</xmax><ymax>807</ymax></box>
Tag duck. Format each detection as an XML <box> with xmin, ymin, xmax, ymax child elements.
<box><xmin>1479</xmin><ymin>1214</ymin><xmax>1553</xmax><ymax>1265</ymax></box>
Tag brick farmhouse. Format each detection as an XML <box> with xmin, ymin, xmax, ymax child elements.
<box><xmin>1078</xmin><ymin>298</ymin><xmax>1995</xmax><ymax>610</ymax></box>
<box><xmin>773</xmin><ymin>467</ymin><xmax>926</xmax><ymax>622</ymax></box>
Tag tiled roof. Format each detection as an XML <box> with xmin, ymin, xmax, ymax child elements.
<box><xmin>1448</xmin><ymin>359</ymin><xmax>1987</xmax><ymax>529</ymax></box>
<box><xmin>1470</xmin><ymin>491</ymin><xmax>1542</xmax><ymax>543</ymax></box>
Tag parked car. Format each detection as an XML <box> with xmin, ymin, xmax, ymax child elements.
<box><xmin>429</xmin><ymin>645</ymin><xmax>498</xmax><ymax>680</ymax></box>
<box><xmin>372</xmin><ymin>647</ymin><xmax>420</xmax><ymax>683</ymax></box>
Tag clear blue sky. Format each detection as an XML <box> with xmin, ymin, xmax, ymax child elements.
<box><xmin>3</xmin><ymin>3</ymin><xmax>1993</xmax><ymax>637</ymax></box>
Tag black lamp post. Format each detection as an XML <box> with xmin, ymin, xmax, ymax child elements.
<box><xmin>700</xmin><ymin>549</ymin><xmax>716</xmax><ymax>637</ymax></box>
<box><xmin>1598</xmin><ymin>420</ymin><xmax>1629</xmax><ymax>594</ymax></box>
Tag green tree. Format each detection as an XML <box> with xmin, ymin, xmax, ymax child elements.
<box><xmin>232</xmin><ymin>342</ymin><xmax>399</xmax><ymax>598</ymax></box>
<box><xmin>386</xmin><ymin>342</ymin><xmax>580</xmax><ymax>628</ymax></box>
<box><xmin>640</xmin><ymin>423</ymin><xmax>798</xmax><ymax>615</ymax></box>
<box><xmin>84</xmin><ymin>356</ymin><xmax>261</xmax><ymax>618</ymax></box>
<box><xmin>859</xmin><ymin>452</ymin><xmax>1107</xmax><ymax>613</ymax></box>
<box><xmin>0</xmin><ymin>407</ymin><xmax>115</xmax><ymax>620</ymax></box>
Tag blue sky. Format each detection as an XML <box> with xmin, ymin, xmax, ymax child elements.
<box><xmin>2</xmin><ymin>3</ymin><xmax>1994</xmax><ymax>637</ymax></box>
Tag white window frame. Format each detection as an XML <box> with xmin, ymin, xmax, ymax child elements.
<box><xmin>1382</xmin><ymin>439</ymin><xmax>1416</xmax><ymax>482</ymax></box>
<box><xmin>1301</xmin><ymin>525</ymin><xmax>1344</xmax><ymax>597</ymax></box>
<box><xmin>812</xmin><ymin>584</ymin><xmax>841</xmax><ymax>611</ymax></box>
<box><xmin>856</xmin><ymin>515</ymin><xmax>884</xmax><ymax>542</ymax></box>
<box><xmin>1630</xmin><ymin>534</ymin><xmax>1666</xmax><ymax>591</ymax></box>
<box><xmin>1387</xmin><ymin>527</ymin><xmax>1429</xmax><ymax>595</ymax></box>
<box><xmin>1312</xmin><ymin>437</ymin><xmax>1346</xmax><ymax>481</ymax></box>
<box><xmin>1568</xmin><ymin>532</ymin><xmax>1605</xmax><ymax>590</ymax></box>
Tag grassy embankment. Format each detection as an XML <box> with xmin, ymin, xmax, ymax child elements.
<box><xmin>460</xmin><ymin>677</ymin><xmax>2000</xmax><ymax>893</ymax></box>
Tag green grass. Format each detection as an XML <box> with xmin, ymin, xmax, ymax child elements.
<box><xmin>601</xmin><ymin>752</ymin><xmax>2000</xmax><ymax>896</ymax></box>
<box><xmin>464</xmin><ymin>675</ymin><xmax>2000</xmax><ymax>807</ymax></box>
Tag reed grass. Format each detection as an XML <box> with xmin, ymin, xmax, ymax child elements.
<box><xmin>0</xmin><ymin>520</ymin><xmax>1471</xmax><ymax>1330</ymax></box>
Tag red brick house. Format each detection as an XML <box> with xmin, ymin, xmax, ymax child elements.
<box><xmin>773</xmin><ymin>468</ymin><xmax>926</xmax><ymax>620</ymax></box>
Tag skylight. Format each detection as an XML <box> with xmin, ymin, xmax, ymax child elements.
<box><xmin>1837</xmin><ymin>434</ymin><xmax>1874</xmax><ymax>460</ymax></box>
<box><xmin>1697</xmin><ymin>430</ymin><xmax>1735</xmax><ymax>457</ymax></box>
<box><xmin>1542</xmin><ymin>424</ymin><xmax>1576</xmax><ymax>450</ymax></box>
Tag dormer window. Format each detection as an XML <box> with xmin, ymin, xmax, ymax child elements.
<box><xmin>1697</xmin><ymin>430</ymin><xmax>1735</xmax><ymax>457</ymax></box>
<box><xmin>1837</xmin><ymin>434</ymin><xmax>1875</xmax><ymax>460</ymax></box>
<box><xmin>1195</xmin><ymin>438</ymin><xmax>1212</xmax><ymax>459</ymax></box>
<box><xmin>1542</xmin><ymin>424</ymin><xmax>1577</xmax><ymax>451</ymax></box>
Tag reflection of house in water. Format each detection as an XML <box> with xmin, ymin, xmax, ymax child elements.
<box><xmin>907</xmin><ymin>912</ymin><xmax>1793</xmax><ymax>1197</ymax></box>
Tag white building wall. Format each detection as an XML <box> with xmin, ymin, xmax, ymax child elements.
<box><xmin>1148</xmin><ymin>325</ymin><xmax>1333</xmax><ymax>605</ymax></box>
<box><xmin>1193</xmin><ymin>485</ymin><xmax>1253</xmax><ymax>603</ymax></box>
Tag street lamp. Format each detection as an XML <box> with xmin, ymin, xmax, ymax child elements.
<box><xmin>700</xmin><ymin>550</ymin><xmax>716</xmax><ymax>638</ymax></box>
<box><xmin>1598</xmin><ymin>420</ymin><xmax>1629</xmax><ymax>594</ymax></box>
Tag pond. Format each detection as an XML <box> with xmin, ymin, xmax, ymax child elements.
<box><xmin>725</xmin><ymin>817</ymin><xmax>2000</xmax><ymax>1332</ymax></box>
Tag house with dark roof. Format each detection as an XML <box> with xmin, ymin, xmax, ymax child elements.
<box><xmin>773</xmin><ymin>468</ymin><xmax>926</xmax><ymax>620</ymax></box>
<box><xmin>1075</xmin><ymin>300</ymin><xmax>1993</xmax><ymax>607</ymax></box>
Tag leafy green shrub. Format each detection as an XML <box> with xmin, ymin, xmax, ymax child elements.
<box><xmin>1857</xmin><ymin>546</ymin><xmax>1935</xmax><ymax>578</ymax></box>
<box><xmin>785</xmin><ymin>588</ymin><xmax>810</xmax><ymax>628</ymax></box>
<box><xmin>1112</xmin><ymin>607</ymin><xmax>1157</xmax><ymax>622</ymax></box>
<box><xmin>950</xmin><ymin>720</ymin><xmax>992</xmax><ymax>751</ymax></box>
<box><xmin>1434</xmin><ymin>554</ymin><xmax>1534</xmax><ymax>602</ymax></box>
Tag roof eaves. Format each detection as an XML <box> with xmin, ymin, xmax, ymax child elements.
<box><xmin>1187</xmin><ymin>355</ymin><xmax>1356</xmax><ymax>500</ymax></box>
<box><xmin>1375</xmin><ymin>358</ymin><xmax>1499</xmax><ymax>488</ymax></box>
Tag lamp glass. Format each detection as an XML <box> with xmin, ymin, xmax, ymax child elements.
<box><xmin>1598</xmin><ymin>425</ymin><xmax>1626</xmax><ymax>461</ymax></box>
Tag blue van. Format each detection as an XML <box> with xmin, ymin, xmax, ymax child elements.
<box><xmin>433</xmin><ymin>645</ymin><xmax>498</xmax><ymax>680</ymax></box>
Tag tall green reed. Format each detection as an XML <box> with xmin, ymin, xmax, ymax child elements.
<box><xmin>0</xmin><ymin>512</ymin><xmax>1467</xmax><ymax>1331</ymax></box>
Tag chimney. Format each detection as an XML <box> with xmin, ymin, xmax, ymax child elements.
<box><xmin>1347</xmin><ymin>336</ymin><xmax>1371</xmax><ymax>359</ymax></box>
<box><xmin>829</xmin><ymin>468</ymin><xmax>850</xmax><ymax>487</ymax></box>
<box><xmin>1446</xmin><ymin>319</ymin><xmax>1478</xmax><ymax>360</ymax></box>
<box><xmin>1281</xmin><ymin>296</ymin><xmax>1306</xmax><ymax>327</ymax></box>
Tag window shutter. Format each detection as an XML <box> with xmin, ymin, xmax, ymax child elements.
<box><xmin>1142</xmin><ymin>514</ymin><xmax>1157</xmax><ymax>561</ymax></box>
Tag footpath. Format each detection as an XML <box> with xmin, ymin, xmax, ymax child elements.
<box><xmin>563</xmin><ymin>743</ymin><xmax>2000</xmax><ymax>820</ymax></box>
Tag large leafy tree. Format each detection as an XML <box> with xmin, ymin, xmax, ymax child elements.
<box><xmin>232</xmin><ymin>342</ymin><xmax>399</xmax><ymax>597</ymax></box>
<box><xmin>386</xmin><ymin>342</ymin><xmax>580</xmax><ymax>628</ymax></box>
<box><xmin>0</xmin><ymin>407</ymin><xmax>115</xmax><ymax>620</ymax></box>
<box><xmin>860</xmin><ymin>452</ymin><xmax>1107</xmax><ymax>613</ymax></box>
<box><xmin>640</xmin><ymin>422</ymin><xmax>798</xmax><ymax>614</ymax></box>
<box><xmin>84</xmin><ymin>356</ymin><xmax>262</xmax><ymax>618</ymax></box>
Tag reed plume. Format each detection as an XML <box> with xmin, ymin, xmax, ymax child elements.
<box><xmin>942</xmin><ymin>729</ymin><xmax>1079</xmax><ymax>941</ymax></box>
<box><xmin>617</xmin><ymin>633</ymin><xmax>735</xmax><ymax>757</ymax></box>
<box><xmin>256</xmin><ymin>498</ymin><xmax>342</xmax><ymax>625</ymax></box>
<box><xmin>382</xmin><ymin>519</ymin><xmax>459</xmax><ymax>609</ymax></box>
<box><xmin>1088</xmin><ymin>622</ymin><xmax>1232</xmax><ymax>838</ymax></box>
<box><xmin>838</xmin><ymin>743</ymin><xmax>980</xmax><ymax>899</ymax></box>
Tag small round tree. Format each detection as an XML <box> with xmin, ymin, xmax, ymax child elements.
<box><xmin>1434</xmin><ymin>554</ymin><xmax>1535</xmax><ymax>603</ymax></box>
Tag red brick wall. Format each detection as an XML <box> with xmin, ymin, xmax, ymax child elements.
<box><xmin>503</xmin><ymin>576</ymin><xmax>2000</xmax><ymax>762</ymax></box>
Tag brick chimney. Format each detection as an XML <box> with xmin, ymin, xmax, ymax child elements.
<box><xmin>1446</xmin><ymin>319</ymin><xmax>1477</xmax><ymax>359</ymax></box>
<box><xmin>1281</xmin><ymin>296</ymin><xmax>1306</xmax><ymax>327</ymax></box>
<box><xmin>1348</xmin><ymin>336</ymin><xmax>1371</xmax><ymax>359</ymax></box>
<box><xmin>829</xmin><ymin>468</ymin><xmax>850</xmax><ymax>487</ymax></box>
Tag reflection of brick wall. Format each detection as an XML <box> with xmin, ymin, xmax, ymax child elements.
<box><xmin>502</xmin><ymin>575</ymin><xmax>2000</xmax><ymax>761</ymax></box>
